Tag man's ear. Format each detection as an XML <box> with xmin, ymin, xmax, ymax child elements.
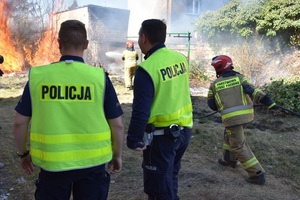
<box><xmin>57</xmin><ymin>39</ymin><xmax>62</xmax><ymax>49</ymax></box>
<box><xmin>84</xmin><ymin>40</ymin><xmax>89</xmax><ymax>50</ymax></box>
<box><xmin>141</xmin><ymin>34</ymin><xmax>146</xmax><ymax>44</ymax></box>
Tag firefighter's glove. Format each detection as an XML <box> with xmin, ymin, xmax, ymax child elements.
<box><xmin>260</xmin><ymin>95</ymin><xmax>277</xmax><ymax>109</ymax></box>
<box><xmin>268</xmin><ymin>102</ymin><xmax>277</xmax><ymax>109</ymax></box>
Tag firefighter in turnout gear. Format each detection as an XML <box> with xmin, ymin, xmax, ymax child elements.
<box><xmin>122</xmin><ymin>40</ymin><xmax>139</xmax><ymax>90</ymax></box>
<box><xmin>207</xmin><ymin>55</ymin><xmax>276</xmax><ymax>185</ymax></box>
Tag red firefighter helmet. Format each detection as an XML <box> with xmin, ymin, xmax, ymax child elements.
<box><xmin>211</xmin><ymin>55</ymin><xmax>233</xmax><ymax>73</ymax></box>
<box><xmin>126</xmin><ymin>40</ymin><xmax>134</xmax><ymax>48</ymax></box>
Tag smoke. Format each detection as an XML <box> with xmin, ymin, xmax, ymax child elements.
<box><xmin>70</xmin><ymin>1</ymin><xmax>230</xmax><ymax>39</ymax></box>
<box><xmin>103</xmin><ymin>51</ymin><xmax>123</xmax><ymax>74</ymax></box>
<box><xmin>200</xmin><ymin>0</ymin><xmax>231</xmax><ymax>13</ymax></box>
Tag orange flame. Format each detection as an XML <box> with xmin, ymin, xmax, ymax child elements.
<box><xmin>0</xmin><ymin>0</ymin><xmax>24</xmax><ymax>72</ymax></box>
<box><xmin>30</xmin><ymin>22</ymin><xmax>60</xmax><ymax>66</ymax></box>
<box><xmin>1</xmin><ymin>1</ymin><xmax>61</xmax><ymax>73</ymax></box>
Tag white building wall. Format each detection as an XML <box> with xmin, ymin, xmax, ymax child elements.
<box><xmin>127</xmin><ymin>0</ymin><xmax>170</xmax><ymax>37</ymax></box>
<box><xmin>53</xmin><ymin>7</ymin><xmax>90</xmax><ymax>38</ymax></box>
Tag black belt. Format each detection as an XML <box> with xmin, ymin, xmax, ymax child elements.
<box><xmin>153</xmin><ymin>124</ymin><xmax>184</xmax><ymax>136</ymax></box>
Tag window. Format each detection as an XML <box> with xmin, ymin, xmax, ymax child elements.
<box><xmin>187</xmin><ymin>0</ymin><xmax>200</xmax><ymax>15</ymax></box>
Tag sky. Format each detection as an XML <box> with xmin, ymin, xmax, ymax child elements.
<box><xmin>70</xmin><ymin>0</ymin><xmax>128</xmax><ymax>9</ymax></box>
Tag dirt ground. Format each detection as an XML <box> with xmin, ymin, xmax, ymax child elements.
<box><xmin>0</xmin><ymin>72</ymin><xmax>300</xmax><ymax>200</ymax></box>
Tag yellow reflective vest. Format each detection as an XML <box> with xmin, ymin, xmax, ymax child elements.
<box><xmin>29</xmin><ymin>61</ymin><xmax>112</xmax><ymax>171</ymax></box>
<box><xmin>139</xmin><ymin>47</ymin><xmax>193</xmax><ymax>128</ymax></box>
<box><xmin>208</xmin><ymin>74</ymin><xmax>255</xmax><ymax>127</ymax></box>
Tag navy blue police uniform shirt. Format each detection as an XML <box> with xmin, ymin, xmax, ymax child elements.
<box><xmin>127</xmin><ymin>44</ymin><xmax>165</xmax><ymax>149</ymax></box>
<box><xmin>15</xmin><ymin>55</ymin><xmax>123</xmax><ymax>119</ymax></box>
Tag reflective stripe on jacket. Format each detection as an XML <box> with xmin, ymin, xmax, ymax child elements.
<box><xmin>29</xmin><ymin>61</ymin><xmax>112</xmax><ymax>171</ymax></box>
<box><xmin>139</xmin><ymin>47</ymin><xmax>193</xmax><ymax>128</ymax></box>
<box><xmin>208</xmin><ymin>74</ymin><xmax>254</xmax><ymax>127</ymax></box>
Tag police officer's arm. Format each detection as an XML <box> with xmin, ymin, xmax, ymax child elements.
<box><xmin>12</xmin><ymin>113</ymin><xmax>34</xmax><ymax>175</ymax></box>
<box><xmin>127</xmin><ymin>67</ymin><xmax>153</xmax><ymax>150</ymax></box>
<box><xmin>107</xmin><ymin>116</ymin><xmax>124</xmax><ymax>173</ymax></box>
<box><xmin>104</xmin><ymin>74</ymin><xmax>124</xmax><ymax>173</ymax></box>
<box><xmin>13</xmin><ymin>82</ymin><xmax>34</xmax><ymax>175</ymax></box>
<box><xmin>13</xmin><ymin>113</ymin><xmax>30</xmax><ymax>156</ymax></box>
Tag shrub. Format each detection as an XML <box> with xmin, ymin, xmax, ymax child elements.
<box><xmin>263</xmin><ymin>76</ymin><xmax>300</xmax><ymax>111</ymax></box>
<box><xmin>189</xmin><ymin>60</ymin><xmax>210</xmax><ymax>84</ymax></box>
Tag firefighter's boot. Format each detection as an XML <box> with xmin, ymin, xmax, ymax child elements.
<box><xmin>218</xmin><ymin>150</ymin><xmax>237</xmax><ymax>168</ymax></box>
<box><xmin>218</xmin><ymin>158</ymin><xmax>237</xmax><ymax>168</ymax></box>
<box><xmin>246</xmin><ymin>172</ymin><xmax>265</xmax><ymax>185</ymax></box>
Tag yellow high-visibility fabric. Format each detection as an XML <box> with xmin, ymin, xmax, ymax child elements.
<box><xmin>29</xmin><ymin>61</ymin><xmax>112</xmax><ymax>171</ymax></box>
<box><xmin>139</xmin><ymin>48</ymin><xmax>193</xmax><ymax>128</ymax></box>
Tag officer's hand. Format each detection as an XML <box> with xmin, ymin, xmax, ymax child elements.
<box><xmin>134</xmin><ymin>142</ymin><xmax>146</xmax><ymax>151</ymax></box>
<box><xmin>108</xmin><ymin>157</ymin><xmax>122</xmax><ymax>174</ymax></box>
<box><xmin>20</xmin><ymin>155</ymin><xmax>34</xmax><ymax>175</ymax></box>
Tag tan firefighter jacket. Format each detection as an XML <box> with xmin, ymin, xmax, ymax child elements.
<box><xmin>122</xmin><ymin>49</ymin><xmax>138</xmax><ymax>68</ymax></box>
<box><xmin>208</xmin><ymin>72</ymin><xmax>266</xmax><ymax>127</ymax></box>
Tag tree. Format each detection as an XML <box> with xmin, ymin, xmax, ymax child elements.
<box><xmin>195</xmin><ymin>0</ymin><xmax>300</xmax><ymax>50</ymax></box>
<box><xmin>9</xmin><ymin>0</ymin><xmax>67</xmax><ymax>68</ymax></box>
<box><xmin>256</xmin><ymin>1</ymin><xmax>300</xmax><ymax>47</ymax></box>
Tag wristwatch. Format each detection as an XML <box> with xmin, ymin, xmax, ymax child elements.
<box><xmin>16</xmin><ymin>150</ymin><xmax>29</xmax><ymax>158</ymax></box>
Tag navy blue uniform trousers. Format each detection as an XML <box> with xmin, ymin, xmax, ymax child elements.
<box><xmin>35</xmin><ymin>164</ymin><xmax>110</xmax><ymax>200</ymax></box>
<box><xmin>142</xmin><ymin>128</ymin><xmax>191</xmax><ymax>200</ymax></box>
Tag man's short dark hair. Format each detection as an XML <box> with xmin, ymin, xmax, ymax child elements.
<box><xmin>58</xmin><ymin>20</ymin><xmax>87</xmax><ymax>49</ymax></box>
<box><xmin>140</xmin><ymin>19</ymin><xmax>166</xmax><ymax>44</ymax></box>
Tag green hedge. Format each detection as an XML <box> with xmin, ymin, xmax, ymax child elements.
<box><xmin>263</xmin><ymin>76</ymin><xmax>300</xmax><ymax>111</ymax></box>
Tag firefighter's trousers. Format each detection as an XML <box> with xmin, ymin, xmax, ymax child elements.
<box><xmin>124</xmin><ymin>65</ymin><xmax>136</xmax><ymax>88</ymax></box>
<box><xmin>223</xmin><ymin>124</ymin><xmax>265</xmax><ymax>177</ymax></box>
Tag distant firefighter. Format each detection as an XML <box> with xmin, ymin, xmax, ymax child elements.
<box><xmin>0</xmin><ymin>55</ymin><xmax>4</xmax><ymax>76</ymax></box>
<box><xmin>122</xmin><ymin>40</ymin><xmax>139</xmax><ymax>90</ymax></box>
<box><xmin>0</xmin><ymin>55</ymin><xmax>3</xmax><ymax>64</ymax></box>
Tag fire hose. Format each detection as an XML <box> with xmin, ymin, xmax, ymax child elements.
<box><xmin>197</xmin><ymin>104</ymin><xmax>300</xmax><ymax>119</ymax></box>
<box><xmin>271</xmin><ymin>105</ymin><xmax>300</xmax><ymax>118</ymax></box>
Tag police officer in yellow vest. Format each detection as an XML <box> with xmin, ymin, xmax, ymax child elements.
<box><xmin>127</xmin><ymin>19</ymin><xmax>193</xmax><ymax>200</ymax></box>
<box><xmin>207</xmin><ymin>55</ymin><xmax>276</xmax><ymax>185</ymax></box>
<box><xmin>12</xmin><ymin>20</ymin><xmax>124</xmax><ymax>199</ymax></box>
<box><xmin>122</xmin><ymin>40</ymin><xmax>139</xmax><ymax>90</ymax></box>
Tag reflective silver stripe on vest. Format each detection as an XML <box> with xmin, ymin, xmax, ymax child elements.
<box><xmin>220</xmin><ymin>104</ymin><xmax>253</xmax><ymax>115</ymax></box>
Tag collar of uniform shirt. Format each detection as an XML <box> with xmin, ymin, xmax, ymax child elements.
<box><xmin>144</xmin><ymin>43</ymin><xmax>166</xmax><ymax>60</ymax></box>
<box><xmin>59</xmin><ymin>55</ymin><xmax>84</xmax><ymax>63</ymax></box>
<box><xmin>221</xmin><ymin>70</ymin><xmax>240</xmax><ymax>77</ymax></box>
